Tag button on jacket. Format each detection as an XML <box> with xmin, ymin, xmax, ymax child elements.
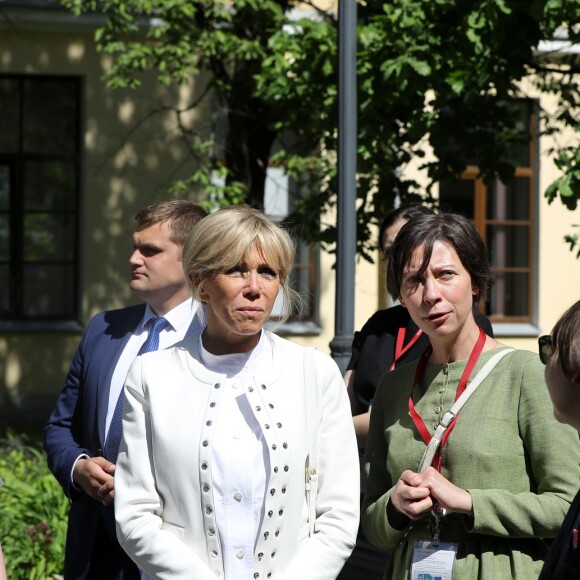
<box><xmin>114</xmin><ymin>330</ymin><xmax>360</xmax><ymax>579</ymax></box>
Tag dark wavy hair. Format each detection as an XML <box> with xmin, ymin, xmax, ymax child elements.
<box><xmin>387</xmin><ymin>212</ymin><xmax>491</xmax><ymax>305</ymax></box>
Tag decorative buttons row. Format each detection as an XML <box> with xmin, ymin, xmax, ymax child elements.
<box><xmin>202</xmin><ymin>387</ymin><xmax>219</xmax><ymax>569</ymax></box>
<box><xmin>243</xmin><ymin>380</ymin><xmax>288</xmax><ymax>580</ymax></box>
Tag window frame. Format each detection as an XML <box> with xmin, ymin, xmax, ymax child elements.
<box><xmin>0</xmin><ymin>73</ymin><xmax>83</xmax><ymax>329</ymax></box>
<box><xmin>262</xmin><ymin>163</ymin><xmax>322</xmax><ymax>335</ymax></box>
<box><xmin>439</xmin><ymin>100</ymin><xmax>540</xmax><ymax>336</ymax></box>
<box><xmin>273</xmin><ymin>240</ymin><xmax>321</xmax><ymax>335</ymax></box>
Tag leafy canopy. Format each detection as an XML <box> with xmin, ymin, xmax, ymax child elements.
<box><xmin>61</xmin><ymin>0</ymin><xmax>580</xmax><ymax>260</ymax></box>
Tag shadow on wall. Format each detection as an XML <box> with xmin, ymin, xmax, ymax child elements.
<box><xmin>0</xmin><ymin>332</ymin><xmax>78</xmax><ymax>433</ymax></box>
<box><xmin>0</xmin><ymin>19</ymin><xmax>211</xmax><ymax>431</ymax></box>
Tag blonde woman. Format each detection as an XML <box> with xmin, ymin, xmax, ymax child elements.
<box><xmin>114</xmin><ymin>205</ymin><xmax>359</xmax><ymax>579</ymax></box>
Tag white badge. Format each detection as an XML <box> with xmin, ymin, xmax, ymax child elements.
<box><xmin>410</xmin><ymin>540</ymin><xmax>458</xmax><ymax>580</ymax></box>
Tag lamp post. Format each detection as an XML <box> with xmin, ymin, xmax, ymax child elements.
<box><xmin>329</xmin><ymin>0</ymin><xmax>357</xmax><ymax>374</ymax></box>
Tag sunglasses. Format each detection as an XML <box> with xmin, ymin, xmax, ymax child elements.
<box><xmin>538</xmin><ymin>335</ymin><xmax>554</xmax><ymax>365</ymax></box>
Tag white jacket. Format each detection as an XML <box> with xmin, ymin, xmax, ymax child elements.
<box><xmin>115</xmin><ymin>331</ymin><xmax>359</xmax><ymax>580</ymax></box>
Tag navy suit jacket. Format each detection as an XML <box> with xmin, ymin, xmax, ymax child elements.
<box><xmin>43</xmin><ymin>303</ymin><xmax>202</xmax><ymax>579</ymax></box>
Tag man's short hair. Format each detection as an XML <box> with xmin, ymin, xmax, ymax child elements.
<box><xmin>135</xmin><ymin>200</ymin><xmax>207</xmax><ymax>248</ymax></box>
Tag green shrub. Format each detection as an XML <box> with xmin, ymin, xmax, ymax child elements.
<box><xmin>0</xmin><ymin>431</ymin><xmax>67</xmax><ymax>579</ymax></box>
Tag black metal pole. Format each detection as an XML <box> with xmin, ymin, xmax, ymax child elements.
<box><xmin>329</xmin><ymin>0</ymin><xmax>357</xmax><ymax>374</ymax></box>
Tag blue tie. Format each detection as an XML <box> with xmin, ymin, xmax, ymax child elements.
<box><xmin>103</xmin><ymin>316</ymin><xmax>169</xmax><ymax>536</ymax></box>
<box><xmin>136</xmin><ymin>315</ymin><xmax>170</xmax><ymax>357</ymax></box>
<box><xmin>105</xmin><ymin>316</ymin><xmax>169</xmax><ymax>463</ymax></box>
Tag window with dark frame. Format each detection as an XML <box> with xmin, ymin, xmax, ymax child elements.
<box><xmin>0</xmin><ymin>75</ymin><xmax>81</xmax><ymax>321</ymax></box>
<box><xmin>439</xmin><ymin>100</ymin><xmax>537</xmax><ymax>324</ymax></box>
<box><xmin>282</xmin><ymin>226</ymin><xmax>317</xmax><ymax>323</ymax></box>
<box><xmin>263</xmin><ymin>165</ymin><xmax>318</xmax><ymax>325</ymax></box>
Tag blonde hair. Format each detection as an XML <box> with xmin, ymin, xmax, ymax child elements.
<box><xmin>182</xmin><ymin>205</ymin><xmax>300</xmax><ymax>323</ymax></box>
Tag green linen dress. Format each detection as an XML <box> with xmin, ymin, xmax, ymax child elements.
<box><xmin>362</xmin><ymin>348</ymin><xmax>580</xmax><ymax>579</ymax></box>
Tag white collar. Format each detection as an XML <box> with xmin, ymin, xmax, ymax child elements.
<box><xmin>142</xmin><ymin>298</ymin><xmax>198</xmax><ymax>332</ymax></box>
<box><xmin>198</xmin><ymin>330</ymin><xmax>273</xmax><ymax>377</ymax></box>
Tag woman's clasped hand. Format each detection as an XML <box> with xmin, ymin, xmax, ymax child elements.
<box><xmin>390</xmin><ymin>467</ymin><xmax>473</xmax><ymax>525</ymax></box>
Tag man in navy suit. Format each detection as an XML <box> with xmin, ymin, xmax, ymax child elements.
<box><xmin>44</xmin><ymin>199</ymin><xmax>207</xmax><ymax>579</ymax></box>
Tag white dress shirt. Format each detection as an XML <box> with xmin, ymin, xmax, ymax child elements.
<box><xmin>105</xmin><ymin>298</ymin><xmax>199</xmax><ymax>437</ymax></box>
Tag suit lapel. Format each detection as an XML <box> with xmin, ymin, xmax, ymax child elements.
<box><xmin>96</xmin><ymin>305</ymin><xmax>146</xmax><ymax>447</ymax></box>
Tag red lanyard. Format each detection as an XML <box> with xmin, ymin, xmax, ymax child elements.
<box><xmin>390</xmin><ymin>327</ymin><xmax>424</xmax><ymax>371</ymax></box>
<box><xmin>408</xmin><ymin>327</ymin><xmax>486</xmax><ymax>471</ymax></box>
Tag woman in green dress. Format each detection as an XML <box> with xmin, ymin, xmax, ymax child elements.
<box><xmin>362</xmin><ymin>212</ymin><xmax>580</xmax><ymax>579</ymax></box>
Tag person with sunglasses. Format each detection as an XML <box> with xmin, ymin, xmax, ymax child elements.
<box><xmin>538</xmin><ymin>301</ymin><xmax>580</xmax><ymax>579</ymax></box>
<box><xmin>362</xmin><ymin>212</ymin><xmax>580</xmax><ymax>579</ymax></box>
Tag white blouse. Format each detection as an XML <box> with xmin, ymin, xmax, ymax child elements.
<box><xmin>199</xmin><ymin>331</ymin><xmax>272</xmax><ymax>580</ymax></box>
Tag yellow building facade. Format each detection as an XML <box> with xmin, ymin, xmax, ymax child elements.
<box><xmin>0</xmin><ymin>2</ymin><xmax>578</xmax><ymax>430</ymax></box>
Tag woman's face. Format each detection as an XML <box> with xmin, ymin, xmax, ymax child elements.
<box><xmin>201</xmin><ymin>245</ymin><xmax>281</xmax><ymax>354</ymax></box>
<box><xmin>399</xmin><ymin>240</ymin><xmax>477</xmax><ymax>341</ymax></box>
<box><xmin>545</xmin><ymin>355</ymin><xmax>580</xmax><ymax>431</ymax></box>
<box><xmin>382</xmin><ymin>218</ymin><xmax>407</xmax><ymax>261</ymax></box>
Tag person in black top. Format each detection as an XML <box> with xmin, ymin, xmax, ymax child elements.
<box><xmin>538</xmin><ymin>300</ymin><xmax>580</xmax><ymax>580</ymax></box>
<box><xmin>338</xmin><ymin>205</ymin><xmax>493</xmax><ymax>580</ymax></box>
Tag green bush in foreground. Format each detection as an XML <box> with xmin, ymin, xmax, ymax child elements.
<box><xmin>0</xmin><ymin>432</ymin><xmax>67</xmax><ymax>579</ymax></box>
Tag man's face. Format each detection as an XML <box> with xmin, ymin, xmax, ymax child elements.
<box><xmin>129</xmin><ymin>221</ymin><xmax>189</xmax><ymax>315</ymax></box>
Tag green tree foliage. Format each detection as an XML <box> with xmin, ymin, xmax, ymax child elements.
<box><xmin>60</xmin><ymin>0</ymin><xmax>580</xmax><ymax>260</ymax></box>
